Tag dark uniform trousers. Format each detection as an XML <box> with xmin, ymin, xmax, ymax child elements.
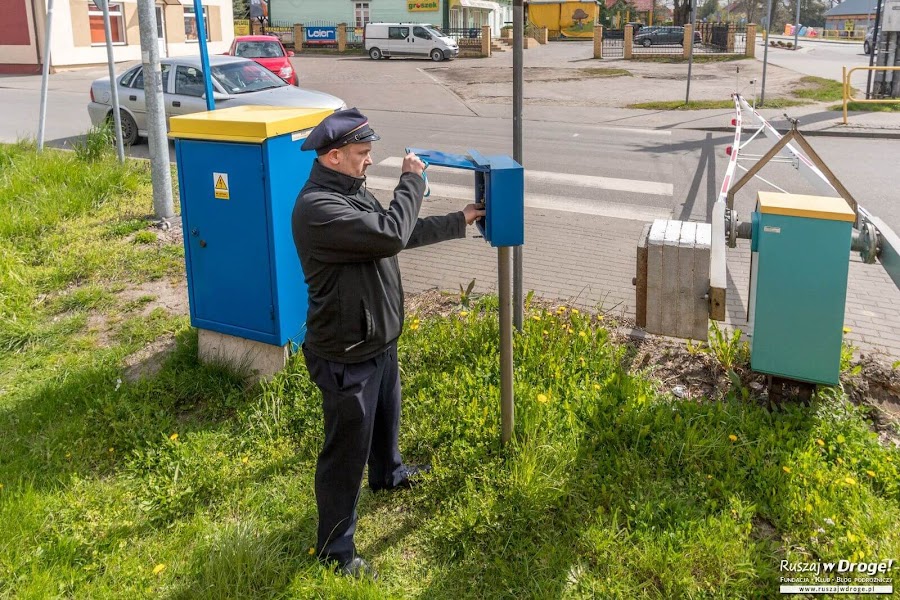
<box><xmin>302</xmin><ymin>341</ymin><xmax>406</xmax><ymax>563</ymax></box>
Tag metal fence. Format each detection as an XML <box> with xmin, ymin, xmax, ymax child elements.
<box><xmin>266</xmin><ymin>19</ymin><xmax>296</xmax><ymax>46</ymax></box>
<box><xmin>443</xmin><ymin>27</ymin><xmax>484</xmax><ymax>50</ymax></box>
<box><xmin>602</xmin><ymin>29</ymin><xmax>624</xmax><ymax>58</ymax></box>
<box><xmin>627</xmin><ymin>24</ymin><xmax>748</xmax><ymax>57</ymax></box>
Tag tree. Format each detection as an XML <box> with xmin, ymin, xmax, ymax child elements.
<box><xmin>233</xmin><ymin>0</ymin><xmax>249</xmax><ymax>19</ymax></box>
<box><xmin>673</xmin><ymin>0</ymin><xmax>691</xmax><ymax>25</ymax></box>
<box><xmin>699</xmin><ymin>0</ymin><xmax>720</xmax><ymax>20</ymax></box>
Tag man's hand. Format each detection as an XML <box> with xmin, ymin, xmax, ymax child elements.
<box><xmin>462</xmin><ymin>203</ymin><xmax>486</xmax><ymax>225</ymax></box>
<box><xmin>402</xmin><ymin>152</ymin><xmax>426</xmax><ymax>178</ymax></box>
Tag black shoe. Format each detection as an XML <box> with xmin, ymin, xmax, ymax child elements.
<box><xmin>334</xmin><ymin>556</ymin><xmax>378</xmax><ymax>580</ymax></box>
<box><xmin>371</xmin><ymin>463</ymin><xmax>432</xmax><ymax>492</ymax></box>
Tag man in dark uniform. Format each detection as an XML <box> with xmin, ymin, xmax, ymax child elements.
<box><xmin>291</xmin><ymin>108</ymin><xmax>485</xmax><ymax>579</ymax></box>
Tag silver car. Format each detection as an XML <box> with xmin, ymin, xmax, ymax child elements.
<box><xmin>88</xmin><ymin>55</ymin><xmax>346</xmax><ymax>145</ymax></box>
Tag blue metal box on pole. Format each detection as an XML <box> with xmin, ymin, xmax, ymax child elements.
<box><xmin>748</xmin><ymin>192</ymin><xmax>856</xmax><ymax>386</ymax></box>
<box><xmin>405</xmin><ymin>148</ymin><xmax>524</xmax><ymax>247</ymax></box>
<box><xmin>169</xmin><ymin>106</ymin><xmax>334</xmax><ymax>348</ymax></box>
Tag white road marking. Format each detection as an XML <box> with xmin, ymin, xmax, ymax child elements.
<box><xmin>376</xmin><ymin>156</ymin><xmax>673</xmax><ymax>197</ymax></box>
<box><xmin>364</xmin><ymin>176</ymin><xmax>672</xmax><ymax>222</ymax></box>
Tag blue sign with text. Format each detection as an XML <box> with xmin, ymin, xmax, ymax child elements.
<box><xmin>306</xmin><ymin>26</ymin><xmax>337</xmax><ymax>44</ymax></box>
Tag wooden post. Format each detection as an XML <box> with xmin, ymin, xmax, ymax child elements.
<box><xmin>683</xmin><ymin>24</ymin><xmax>693</xmax><ymax>58</ymax></box>
<box><xmin>625</xmin><ymin>24</ymin><xmax>633</xmax><ymax>59</ymax></box>
<box><xmin>338</xmin><ymin>23</ymin><xmax>347</xmax><ymax>52</ymax></box>
<box><xmin>746</xmin><ymin>23</ymin><xmax>756</xmax><ymax>58</ymax></box>
<box><xmin>594</xmin><ymin>25</ymin><xmax>603</xmax><ymax>58</ymax></box>
<box><xmin>482</xmin><ymin>25</ymin><xmax>491</xmax><ymax>57</ymax></box>
<box><xmin>294</xmin><ymin>24</ymin><xmax>303</xmax><ymax>52</ymax></box>
<box><xmin>727</xmin><ymin>23</ymin><xmax>735</xmax><ymax>52</ymax></box>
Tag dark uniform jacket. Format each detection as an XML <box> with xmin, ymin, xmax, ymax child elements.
<box><xmin>292</xmin><ymin>160</ymin><xmax>466</xmax><ymax>363</ymax></box>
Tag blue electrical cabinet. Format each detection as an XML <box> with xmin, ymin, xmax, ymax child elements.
<box><xmin>748</xmin><ymin>192</ymin><xmax>856</xmax><ymax>385</ymax></box>
<box><xmin>169</xmin><ymin>106</ymin><xmax>334</xmax><ymax>347</ymax></box>
<box><xmin>406</xmin><ymin>148</ymin><xmax>524</xmax><ymax>247</ymax></box>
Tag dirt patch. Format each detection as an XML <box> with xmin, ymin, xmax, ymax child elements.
<box><xmin>426</xmin><ymin>66</ymin><xmax>630</xmax><ymax>86</ymax></box>
<box><xmin>123</xmin><ymin>333</ymin><xmax>179</xmax><ymax>382</ymax></box>
<box><xmin>119</xmin><ymin>278</ymin><xmax>188</xmax><ymax>317</ymax></box>
<box><xmin>844</xmin><ymin>358</ymin><xmax>900</xmax><ymax>448</ymax></box>
<box><xmin>641</xmin><ymin>73</ymin><xmax>717</xmax><ymax>81</ymax></box>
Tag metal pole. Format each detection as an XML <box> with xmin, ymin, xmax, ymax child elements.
<box><xmin>136</xmin><ymin>0</ymin><xmax>174</xmax><ymax>220</ymax></box>
<box><xmin>37</xmin><ymin>0</ymin><xmax>55</xmax><ymax>152</ymax></box>
<box><xmin>793</xmin><ymin>0</ymin><xmax>800</xmax><ymax>50</ymax></box>
<box><xmin>100</xmin><ymin>0</ymin><xmax>125</xmax><ymax>163</ymax></box>
<box><xmin>866</xmin><ymin>0</ymin><xmax>883</xmax><ymax>99</ymax></box>
<box><xmin>193</xmin><ymin>0</ymin><xmax>215</xmax><ymax>110</ymax></box>
<box><xmin>513</xmin><ymin>0</ymin><xmax>524</xmax><ymax>331</ymax></box>
<box><xmin>685</xmin><ymin>0</ymin><xmax>696</xmax><ymax>103</ymax></box>
<box><xmin>499</xmin><ymin>247</ymin><xmax>514</xmax><ymax>446</ymax></box>
<box><xmin>760</xmin><ymin>0</ymin><xmax>774</xmax><ymax>105</ymax></box>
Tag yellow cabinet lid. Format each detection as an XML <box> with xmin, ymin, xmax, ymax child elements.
<box><xmin>757</xmin><ymin>192</ymin><xmax>856</xmax><ymax>223</ymax></box>
<box><xmin>169</xmin><ymin>105</ymin><xmax>335</xmax><ymax>143</ymax></box>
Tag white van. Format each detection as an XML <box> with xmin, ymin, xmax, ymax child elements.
<box><xmin>364</xmin><ymin>23</ymin><xmax>459</xmax><ymax>61</ymax></box>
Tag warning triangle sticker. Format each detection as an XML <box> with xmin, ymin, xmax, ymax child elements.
<box><xmin>215</xmin><ymin>175</ymin><xmax>228</xmax><ymax>190</ymax></box>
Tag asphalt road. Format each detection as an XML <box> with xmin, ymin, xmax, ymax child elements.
<box><xmin>0</xmin><ymin>45</ymin><xmax>896</xmax><ymax>230</ymax></box>
<box><xmin>755</xmin><ymin>36</ymin><xmax>874</xmax><ymax>90</ymax></box>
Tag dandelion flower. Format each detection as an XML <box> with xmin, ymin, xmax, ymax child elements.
<box><xmin>837</xmin><ymin>434</ymin><xmax>846</xmax><ymax>444</ymax></box>
<box><xmin>308</xmin><ymin>547</ymin><xmax>316</xmax><ymax>556</ymax></box>
<box><xmin>816</xmin><ymin>439</ymin><xmax>825</xmax><ymax>447</ymax></box>
<box><xmin>837</xmin><ymin>457</ymin><xmax>844</xmax><ymax>464</ymax></box>
<box><xmin>459</xmin><ymin>311</ymin><xmax>469</xmax><ymax>317</ymax></box>
<box><xmin>169</xmin><ymin>433</ymin><xmax>179</xmax><ymax>442</ymax></box>
<box><xmin>108</xmin><ymin>448</ymin><xmax>114</xmax><ymax>453</ymax></box>
<box><xmin>844</xmin><ymin>477</ymin><xmax>856</xmax><ymax>485</ymax></box>
<box><xmin>567</xmin><ymin>327</ymin><xmax>574</xmax><ymax>334</ymax></box>
<box><xmin>706</xmin><ymin>474</ymin><xmax>713</xmax><ymax>479</ymax></box>
<box><xmin>782</xmin><ymin>466</ymin><xmax>792</xmax><ymax>474</ymax></box>
<box><xmin>537</xmin><ymin>393</ymin><xmax>549</xmax><ymax>404</ymax></box>
<box><xmin>843</xmin><ymin>327</ymin><xmax>852</xmax><ymax>334</ymax></box>
<box><xmin>241</xmin><ymin>456</ymin><xmax>249</xmax><ymax>464</ymax></box>
<box><xmin>543</xmin><ymin>329</ymin><xmax>549</xmax><ymax>335</ymax></box>
<box><xmin>866</xmin><ymin>470</ymin><xmax>876</xmax><ymax>478</ymax></box>
<box><xmin>593</xmin><ymin>384</ymin><xmax>600</xmax><ymax>390</ymax></box>
<box><xmin>578</xmin><ymin>331</ymin><xmax>587</xmax><ymax>338</ymax></box>
<box><xmin>571</xmin><ymin>309</ymin><xmax>580</xmax><ymax>315</ymax></box>
<box><xmin>532</xmin><ymin>315</ymin><xmax>541</xmax><ymax>321</ymax></box>
<box><xmin>728</xmin><ymin>434</ymin><xmax>737</xmax><ymax>442</ymax></box>
<box><xmin>153</xmin><ymin>564</ymin><xmax>166</xmax><ymax>575</ymax></box>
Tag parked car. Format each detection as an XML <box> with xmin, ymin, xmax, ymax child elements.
<box><xmin>634</xmin><ymin>26</ymin><xmax>702</xmax><ymax>47</ymax></box>
<box><xmin>864</xmin><ymin>26</ymin><xmax>880</xmax><ymax>55</ymax></box>
<box><xmin>226</xmin><ymin>34</ymin><xmax>297</xmax><ymax>85</ymax></box>
<box><xmin>364</xmin><ymin>22</ymin><xmax>459</xmax><ymax>61</ymax></box>
<box><xmin>87</xmin><ymin>55</ymin><xmax>345</xmax><ymax>145</ymax></box>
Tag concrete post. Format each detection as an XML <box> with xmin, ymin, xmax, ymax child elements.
<box><xmin>746</xmin><ymin>24</ymin><xmax>756</xmax><ymax>57</ymax></box>
<box><xmin>727</xmin><ymin>23</ymin><xmax>735</xmax><ymax>52</ymax></box>
<box><xmin>538</xmin><ymin>27</ymin><xmax>548</xmax><ymax>43</ymax></box>
<box><xmin>594</xmin><ymin>25</ymin><xmax>603</xmax><ymax>58</ymax></box>
<box><xmin>294</xmin><ymin>24</ymin><xmax>303</xmax><ymax>52</ymax></box>
<box><xmin>625</xmin><ymin>24</ymin><xmax>633</xmax><ymax>59</ymax></box>
<box><xmin>482</xmin><ymin>25</ymin><xmax>491</xmax><ymax>57</ymax></box>
<box><xmin>683</xmin><ymin>24</ymin><xmax>693</xmax><ymax>58</ymax></box>
<box><xmin>338</xmin><ymin>23</ymin><xmax>347</xmax><ymax>52</ymax></box>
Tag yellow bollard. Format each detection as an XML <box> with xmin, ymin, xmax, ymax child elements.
<box><xmin>842</xmin><ymin>66</ymin><xmax>848</xmax><ymax>125</ymax></box>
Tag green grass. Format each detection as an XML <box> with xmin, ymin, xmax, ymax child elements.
<box><xmin>579</xmin><ymin>67</ymin><xmax>632</xmax><ymax>77</ymax></box>
<box><xmin>627</xmin><ymin>76</ymin><xmax>852</xmax><ymax>111</ymax></box>
<box><xmin>832</xmin><ymin>101</ymin><xmax>900</xmax><ymax>113</ymax></box>
<box><xmin>1</xmin><ymin>142</ymin><xmax>899</xmax><ymax>598</ymax></box>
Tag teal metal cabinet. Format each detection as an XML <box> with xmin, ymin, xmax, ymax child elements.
<box><xmin>748</xmin><ymin>192</ymin><xmax>856</xmax><ymax>385</ymax></box>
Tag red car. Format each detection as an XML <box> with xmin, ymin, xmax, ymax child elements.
<box><xmin>226</xmin><ymin>35</ymin><xmax>297</xmax><ymax>85</ymax></box>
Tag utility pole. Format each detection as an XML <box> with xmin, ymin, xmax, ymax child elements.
<box><xmin>99</xmin><ymin>0</ymin><xmax>125</xmax><ymax>163</ymax></box>
<box><xmin>513</xmin><ymin>0</ymin><xmax>524</xmax><ymax>332</ymax></box>
<box><xmin>685</xmin><ymin>0</ymin><xmax>697</xmax><ymax>103</ymax></box>
<box><xmin>793</xmin><ymin>0</ymin><xmax>801</xmax><ymax>50</ymax></box>
<box><xmin>37</xmin><ymin>0</ymin><xmax>55</xmax><ymax>151</ymax></box>
<box><xmin>760</xmin><ymin>0</ymin><xmax>774</xmax><ymax>105</ymax></box>
<box><xmin>136</xmin><ymin>0</ymin><xmax>174</xmax><ymax>220</ymax></box>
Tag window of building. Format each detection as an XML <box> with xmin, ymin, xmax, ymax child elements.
<box><xmin>88</xmin><ymin>2</ymin><xmax>125</xmax><ymax>45</ymax></box>
<box><xmin>355</xmin><ymin>2</ymin><xmax>370</xmax><ymax>28</ymax></box>
<box><xmin>184</xmin><ymin>5</ymin><xmax>210</xmax><ymax>42</ymax></box>
<box><xmin>388</xmin><ymin>26</ymin><xmax>409</xmax><ymax>40</ymax></box>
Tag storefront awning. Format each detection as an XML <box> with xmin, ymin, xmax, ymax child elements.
<box><xmin>457</xmin><ymin>0</ymin><xmax>501</xmax><ymax>10</ymax></box>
